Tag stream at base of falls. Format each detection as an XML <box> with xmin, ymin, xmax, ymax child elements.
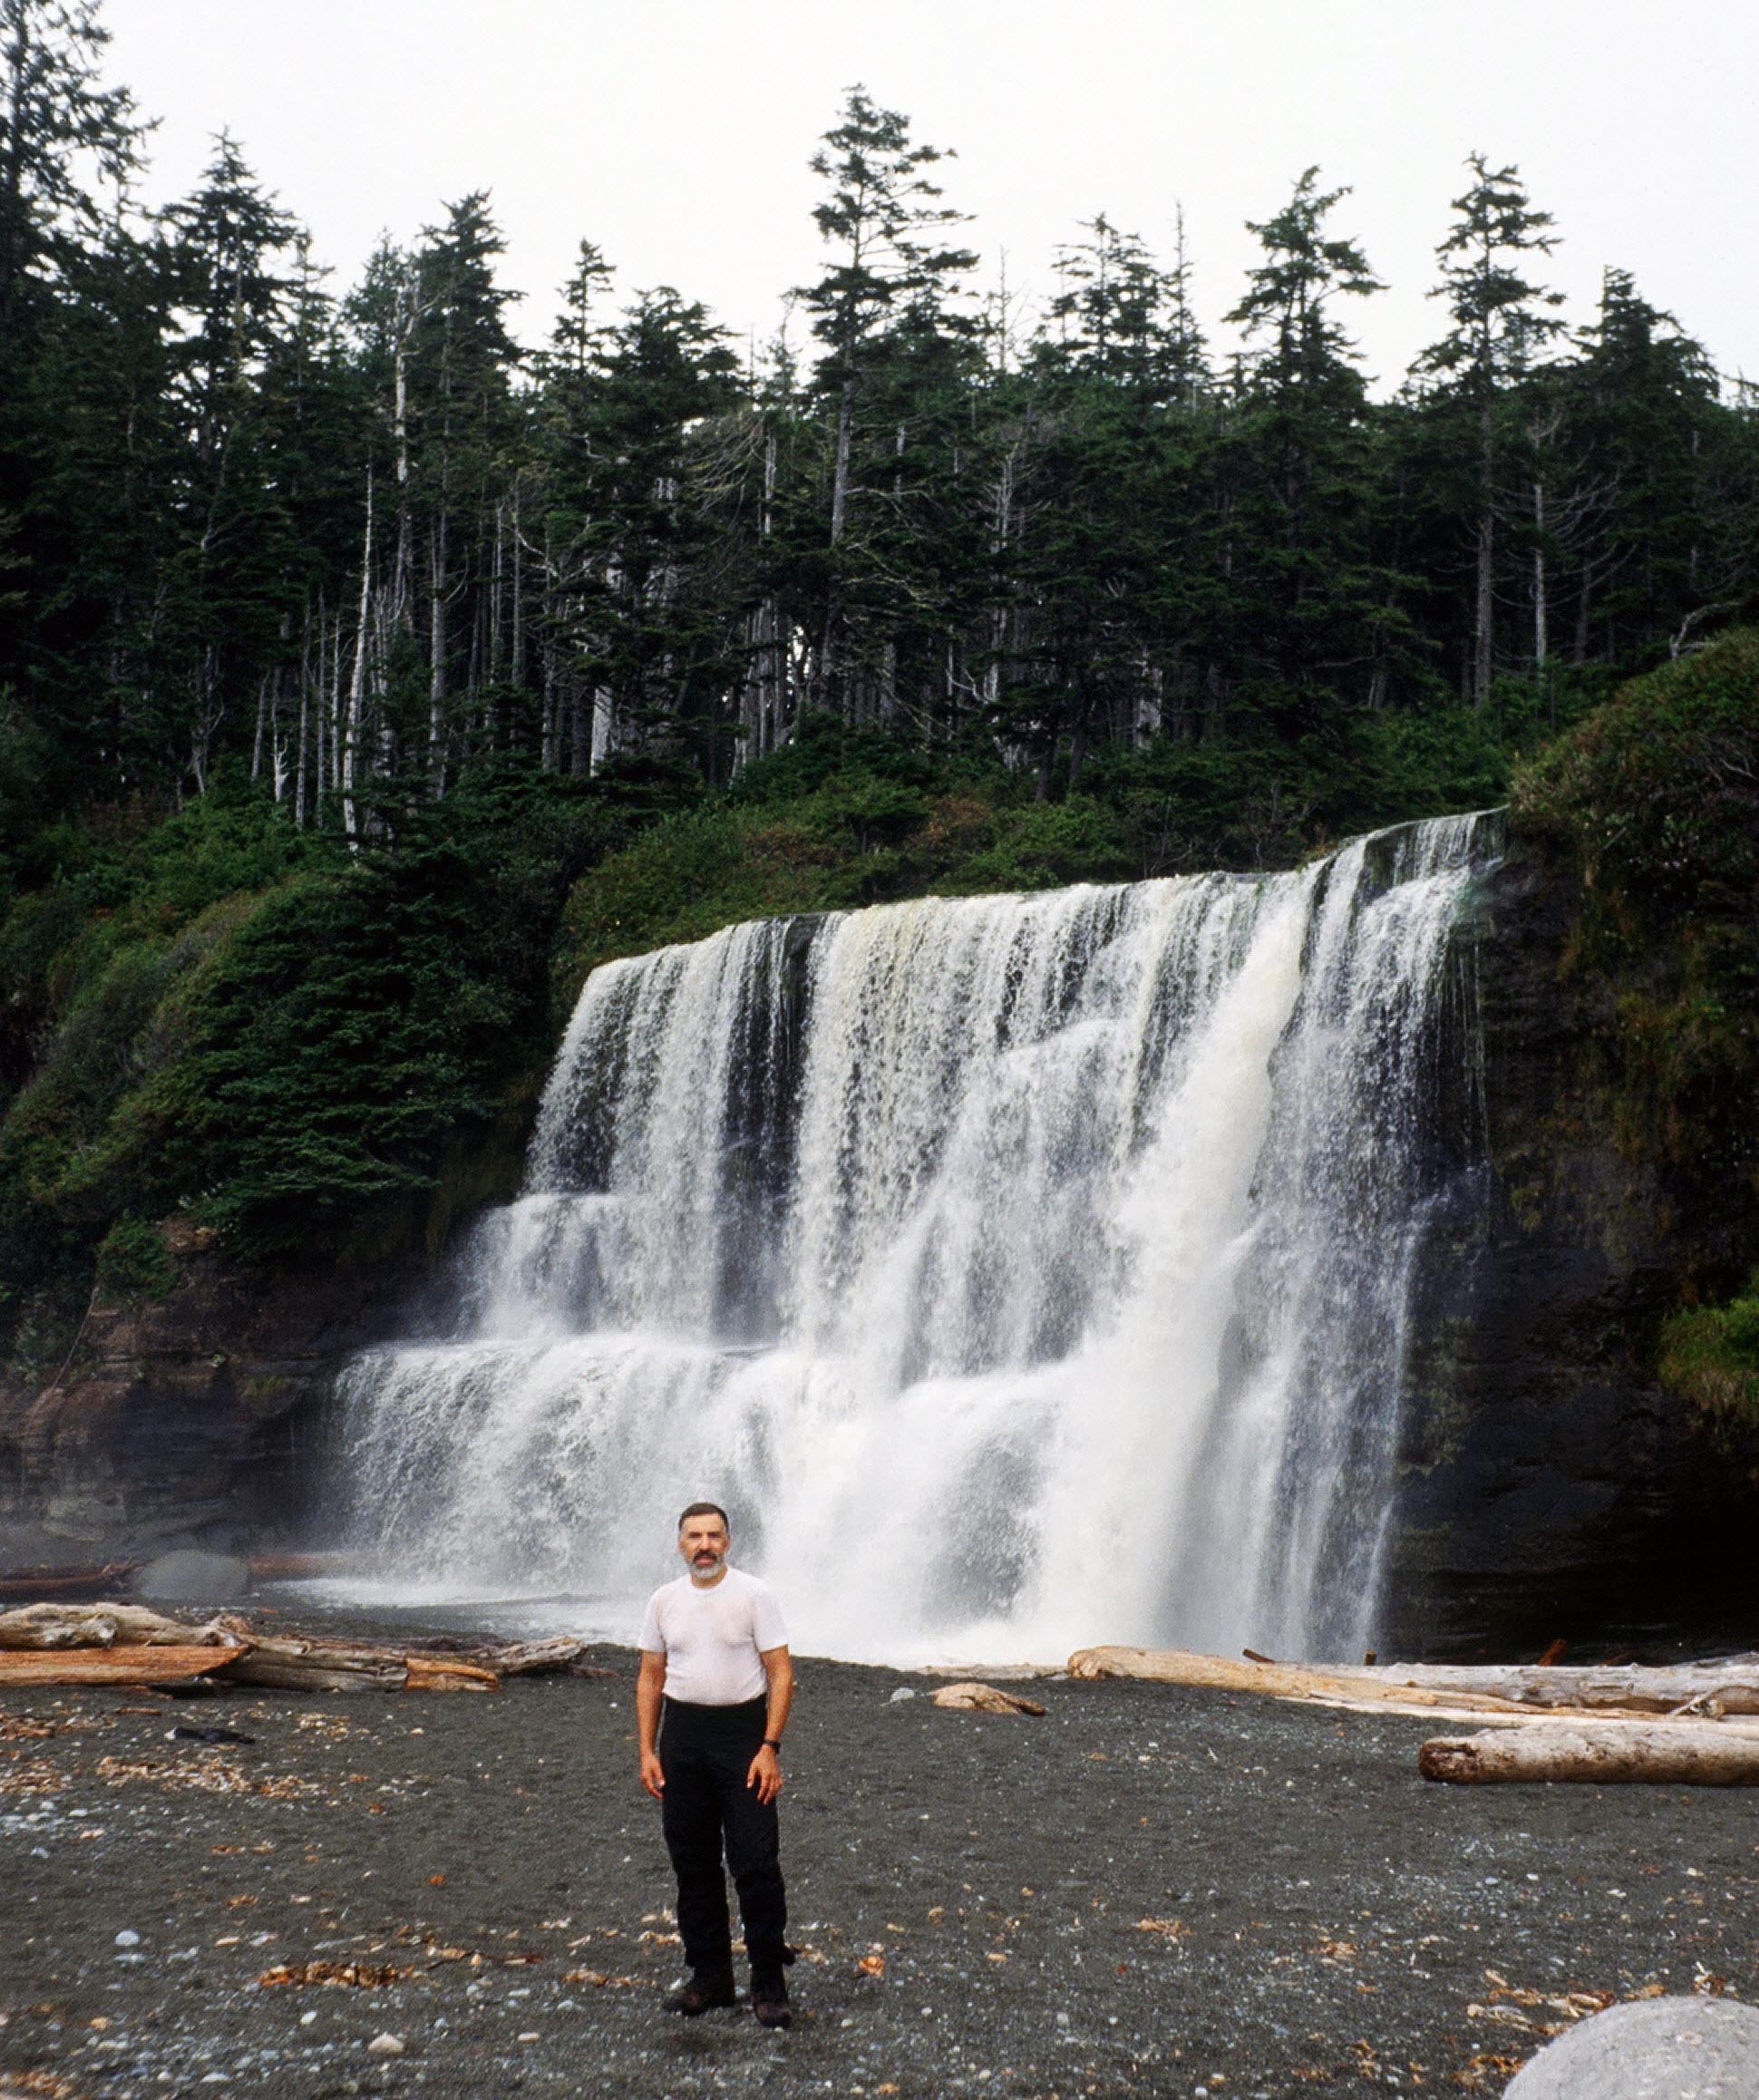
<box><xmin>335</xmin><ymin>811</ymin><xmax>1502</xmax><ymax>1666</ymax></box>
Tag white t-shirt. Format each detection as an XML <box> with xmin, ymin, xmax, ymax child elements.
<box><xmin>638</xmin><ymin>1567</ymin><xmax>788</xmax><ymax>1706</ymax></box>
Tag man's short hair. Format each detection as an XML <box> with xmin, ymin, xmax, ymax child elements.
<box><xmin>678</xmin><ymin>1501</ymin><xmax>730</xmax><ymax>1532</ymax></box>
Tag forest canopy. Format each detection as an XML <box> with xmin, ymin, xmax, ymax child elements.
<box><xmin>0</xmin><ymin>0</ymin><xmax>1754</xmax><ymax>1344</ymax></box>
<box><xmin>0</xmin><ymin>15</ymin><xmax>1752</xmax><ymax>825</ymax></box>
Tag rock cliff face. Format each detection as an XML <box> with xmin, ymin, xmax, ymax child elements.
<box><xmin>0</xmin><ymin>1222</ymin><xmax>434</xmax><ymax>1568</ymax></box>
<box><xmin>1382</xmin><ymin>825</ymin><xmax>1759</xmax><ymax>1657</ymax></box>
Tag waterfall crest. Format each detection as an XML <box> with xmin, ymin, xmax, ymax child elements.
<box><xmin>339</xmin><ymin>812</ymin><xmax>1500</xmax><ymax>1662</ymax></box>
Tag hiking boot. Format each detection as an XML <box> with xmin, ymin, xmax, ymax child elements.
<box><xmin>751</xmin><ymin>1969</ymin><xmax>792</xmax><ymax>2029</ymax></box>
<box><xmin>664</xmin><ymin>1965</ymin><xmax>736</xmax><ymax>2016</ymax></box>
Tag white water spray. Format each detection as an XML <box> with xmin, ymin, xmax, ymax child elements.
<box><xmin>338</xmin><ymin>812</ymin><xmax>1499</xmax><ymax>1662</ymax></box>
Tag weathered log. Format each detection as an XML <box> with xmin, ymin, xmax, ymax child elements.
<box><xmin>403</xmin><ymin>1655</ymin><xmax>498</xmax><ymax>1693</ymax></box>
<box><xmin>212</xmin><ymin>1633</ymin><xmax>502</xmax><ymax>1694</ymax></box>
<box><xmin>1067</xmin><ymin>1645</ymin><xmax>1759</xmax><ymax>1721</ymax></box>
<box><xmin>213</xmin><ymin>1635</ymin><xmax>405</xmax><ymax>1693</ymax></box>
<box><xmin>1067</xmin><ymin>1646</ymin><xmax>1538</xmax><ymax>1715</ymax></box>
<box><xmin>0</xmin><ymin>1644</ymin><xmax>247</xmax><ymax>1686</ymax></box>
<box><xmin>932</xmin><ymin>1680</ymin><xmax>1046</xmax><ymax>1716</ymax></box>
<box><xmin>0</xmin><ymin>1601</ymin><xmax>235</xmax><ymax>1650</ymax></box>
<box><xmin>1421</xmin><ymin>1723</ymin><xmax>1759</xmax><ymax>1786</ymax></box>
<box><xmin>0</xmin><ymin>1560</ymin><xmax>140</xmax><ymax>1603</ymax></box>
<box><xmin>467</xmin><ymin>1637</ymin><xmax>585</xmax><ymax>1677</ymax></box>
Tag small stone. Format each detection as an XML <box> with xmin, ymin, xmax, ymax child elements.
<box><xmin>889</xmin><ymin>1687</ymin><xmax>916</xmax><ymax>1702</ymax></box>
<box><xmin>114</xmin><ymin>1930</ymin><xmax>141</xmax><ymax>1948</ymax></box>
<box><xmin>1055</xmin><ymin>2011</ymin><xmax>1070</xmax><ymax>2027</ymax></box>
<box><xmin>365</xmin><ymin>2033</ymin><xmax>404</xmax><ymax>2057</ymax></box>
<box><xmin>298</xmin><ymin>2012</ymin><xmax>317</xmax><ymax>2027</ymax></box>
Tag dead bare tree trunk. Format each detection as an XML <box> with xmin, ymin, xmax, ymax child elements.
<box><xmin>344</xmin><ymin>469</ymin><xmax>374</xmax><ymax>840</ymax></box>
<box><xmin>1472</xmin><ymin>401</ymin><xmax>1494</xmax><ymax>706</ymax></box>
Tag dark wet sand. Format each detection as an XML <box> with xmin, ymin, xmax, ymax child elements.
<box><xmin>2</xmin><ymin>1629</ymin><xmax>1754</xmax><ymax>2099</ymax></box>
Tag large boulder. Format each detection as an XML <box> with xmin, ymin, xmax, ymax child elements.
<box><xmin>1503</xmin><ymin>1995</ymin><xmax>1759</xmax><ymax>2098</ymax></box>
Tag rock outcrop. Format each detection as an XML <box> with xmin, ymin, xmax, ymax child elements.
<box><xmin>0</xmin><ymin>1221</ymin><xmax>434</xmax><ymax>1568</ymax></box>
<box><xmin>1382</xmin><ymin>823</ymin><xmax>1759</xmax><ymax>1657</ymax></box>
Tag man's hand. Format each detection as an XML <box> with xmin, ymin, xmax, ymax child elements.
<box><xmin>746</xmin><ymin>1743</ymin><xmax>782</xmax><ymax>1805</ymax></box>
<box><xmin>636</xmin><ymin>1649</ymin><xmax>666</xmax><ymax>1800</ymax></box>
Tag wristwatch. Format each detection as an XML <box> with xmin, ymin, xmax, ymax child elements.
<box><xmin>763</xmin><ymin>1738</ymin><xmax>782</xmax><ymax>1752</ymax></box>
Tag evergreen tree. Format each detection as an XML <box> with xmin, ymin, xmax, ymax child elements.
<box><xmin>154</xmin><ymin>136</ymin><xmax>303</xmax><ymax>791</ymax></box>
<box><xmin>1418</xmin><ymin>156</ymin><xmax>1566</xmax><ymax>704</ymax></box>
<box><xmin>800</xmin><ymin>86</ymin><xmax>977</xmax><ymax>546</ymax></box>
<box><xmin>1557</xmin><ymin>270</ymin><xmax>1725</xmax><ymax>660</ymax></box>
<box><xmin>535</xmin><ymin>283</ymin><xmax>742</xmax><ymax>774</ymax></box>
<box><xmin>1049</xmin><ymin>212</ymin><xmax>1204</xmax><ymax>406</ymax></box>
<box><xmin>1221</xmin><ymin>169</ymin><xmax>1393</xmax><ymax>710</ymax></box>
<box><xmin>0</xmin><ymin>0</ymin><xmax>141</xmax><ymax>334</ymax></box>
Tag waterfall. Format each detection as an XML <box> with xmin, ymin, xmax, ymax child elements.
<box><xmin>337</xmin><ymin>811</ymin><xmax>1501</xmax><ymax>1663</ymax></box>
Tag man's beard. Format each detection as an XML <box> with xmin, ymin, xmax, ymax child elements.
<box><xmin>689</xmin><ymin>1550</ymin><xmax>726</xmax><ymax>1580</ymax></box>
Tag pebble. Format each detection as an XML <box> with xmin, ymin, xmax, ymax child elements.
<box><xmin>889</xmin><ymin>1687</ymin><xmax>917</xmax><ymax>1703</ymax></box>
<box><xmin>1504</xmin><ymin>1996</ymin><xmax>1759</xmax><ymax>2098</ymax></box>
<box><xmin>365</xmin><ymin>2034</ymin><xmax>405</xmax><ymax>2057</ymax></box>
<box><xmin>113</xmin><ymin>1930</ymin><xmax>141</xmax><ymax>1948</ymax></box>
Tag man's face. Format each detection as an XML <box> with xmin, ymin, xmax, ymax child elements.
<box><xmin>678</xmin><ymin>1514</ymin><xmax>730</xmax><ymax>1580</ymax></box>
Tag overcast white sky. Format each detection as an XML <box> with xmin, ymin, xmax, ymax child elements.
<box><xmin>104</xmin><ymin>0</ymin><xmax>1756</xmax><ymax>396</ymax></box>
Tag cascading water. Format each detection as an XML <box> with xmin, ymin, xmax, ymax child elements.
<box><xmin>337</xmin><ymin>811</ymin><xmax>1501</xmax><ymax>1663</ymax></box>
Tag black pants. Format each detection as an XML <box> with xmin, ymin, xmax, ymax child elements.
<box><xmin>659</xmin><ymin>1695</ymin><xmax>787</xmax><ymax>1978</ymax></box>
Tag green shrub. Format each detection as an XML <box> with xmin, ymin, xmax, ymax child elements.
<box><xmin>1658</xmin><ymin>1281</ymin><xmax>1759</xmax><ymax>1434</ymax></box>
<box><xmin>1515</xmin><ymin>628</ymin><xmax>1759</xmax><ymax>906</ymax></box>
<box><xmin>92</xmin><ymin>1215</ymin><xmax>177</xmax><ymax>1303</ymax></box>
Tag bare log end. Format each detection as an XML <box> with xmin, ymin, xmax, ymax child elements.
<box><xmin>1066</xmin><ymin>1647</ymin><xmax>1139</xmax><ymax>1679</ymax></box>
<box><xmin>1418</xmin><ymin>1738</ymin><xmax>1479</xmax><ymax>1783</ymax></box>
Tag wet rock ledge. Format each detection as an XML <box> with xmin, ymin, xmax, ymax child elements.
<box><xmin>0</xmin><ymin>1221</ymin><xmax>429</xmax><ymax>1569</ymax></box>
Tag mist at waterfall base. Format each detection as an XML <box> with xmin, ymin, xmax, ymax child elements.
<box><xmin>335</xmin><ymin>813</ymin><xmax>1499</xmax><ymax>1667</ymax></box>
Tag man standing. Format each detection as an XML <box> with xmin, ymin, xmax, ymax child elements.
<box><xmin>637</xmin><ymin>1502</ymin><xmax>795</xmax><ymax>2027</ymax></box>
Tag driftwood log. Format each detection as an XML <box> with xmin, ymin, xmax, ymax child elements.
<box><xmin>1066</xmin><ymin>1646</ymin><xmax>1759</xmax><ymax>1722</ymax></box>
<box><xmin>1421</xmin><ymin>1723</ymin><xmax>1759</xmax><ymax>1786</ymax></box>
<box><xmin>0</xmin><ymin>1600</ymin><xmax>599</xmax><ymax>1692</ymax></box>
<box><xmin>211</xmin><ymin>1634</ymin><xmax>408</xmax><ymax>1693</ymax></box>
<box><xmin>0</xmin><ymin>1602</ymin><xmax>237</xmax><ymax>1650</ymax></box>
<box><xmin>932</xmin><ymin>1680</ymin><xmax>1046</xmax><ymax>1716</ymax></box>
<box><xmin>465</xmin><ymin>1636</ymin><xmax>585</xmax><ymax>1677</ymax></box>
<box><xmin>0</xmin><ymin>1560</ymin><xmax>140</xmax><ymax>1603</ymax></box>
<box><xmin>0</xmin><ymin>1644</ymin><xmax>247</xmax><ymax>1686</ymax></box>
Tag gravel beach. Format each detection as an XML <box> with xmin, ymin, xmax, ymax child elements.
<box><xmin>2</xmin><ymin>1629</ymin><xmax>1754</xmax><ymax>2099</ymax></box>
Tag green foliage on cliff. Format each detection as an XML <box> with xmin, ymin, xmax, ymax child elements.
<box><xmin>1512</xmin><ymin>629</ymin><xmax>1759</xmax><ymax>1185</ymax></box>
<box><xmin>1513</xmin><ymin>630</ymin><xmax>1759</xmax><ymax>1413</ymax></box>
<box><xmin>552</xmin><ymin>699</ymin><xmax>1517</xmax><ymax>998</ymax></box>
<box><xmin>1658</xmin><ymin>1282</ymin><xmax>1759</xmax><ymax>1436</ymax></box>
<box><xmin>92</xmin><ymin>1215</ymin><xmax>176</xmax><ymax>1303</ymax></box>
<box><xmin>1518</xmin><ymin>628</ymin><xmax>1759</xmax><ymax>908</ymax></box>
<box><xmin>0</xmin><ymin>775</ymin><xmax>625</xmax><ymax>1350</ymax></box>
